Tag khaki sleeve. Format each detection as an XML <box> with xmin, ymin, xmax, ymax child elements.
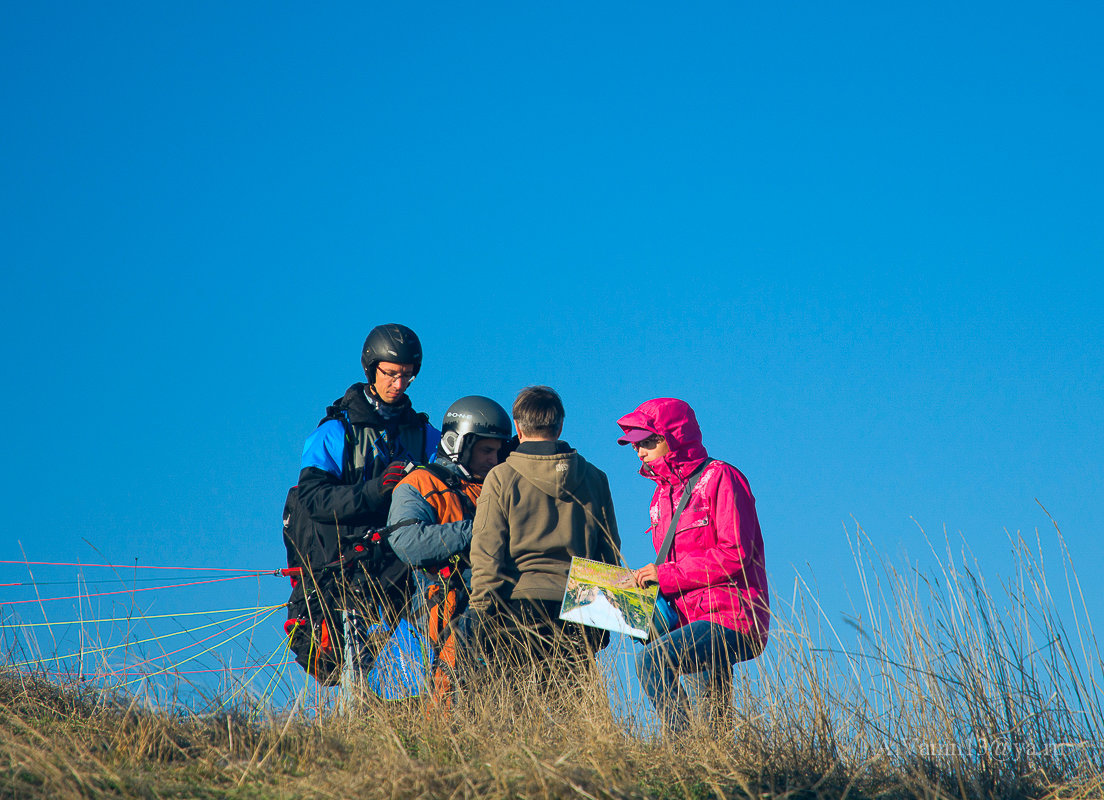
<box><xmin>469</xmin><ymin>468</ymin><xmax>510</xmax><ymax>611</ymax></box>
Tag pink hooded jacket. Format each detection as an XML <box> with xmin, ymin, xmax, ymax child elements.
<box><xmin>617</xmin><ymin>398</ymin><xmax>769</xmax><ymax>648</ymax></box>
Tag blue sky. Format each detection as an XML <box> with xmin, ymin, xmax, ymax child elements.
<box><xmin>2</xmin><ymin>2</ymin><xmax>1101</xmax><ymax>700</ymax></box>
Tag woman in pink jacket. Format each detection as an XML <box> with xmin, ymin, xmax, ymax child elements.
<box><xmin>617</xmin><ymin>397</ymin><xmax>769</xmax><ymax>732</ymax></box>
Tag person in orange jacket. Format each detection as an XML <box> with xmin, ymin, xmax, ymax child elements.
<box><xmin>388</xmin><ymin>395</ymin><xmax>512</xmax><ymax>704</ymax></box>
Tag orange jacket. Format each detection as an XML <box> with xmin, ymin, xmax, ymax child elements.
<box><xmin>402</xmin><ymin>468</ymin><xmax>481</xmax><ymax>524</ymax></box>
<box><xmin>388</xmin><ymin>461</ymin><xmax>483</xmax><ymax>568</ymax></box>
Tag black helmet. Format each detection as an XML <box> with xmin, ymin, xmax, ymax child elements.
<box><xmin>439</xmin><ymin>396</ymin><xmax>511</xmax><ymax>467</ymax></box>
<box><xmin>361</xmin><ymin>324</ymin><xmax>423</xmax><ymax>380</ymax></box>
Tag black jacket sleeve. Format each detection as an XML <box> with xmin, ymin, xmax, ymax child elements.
<box><xmin>296</xmin><ymin>466</ymin><xmax>391</xmax><ymax>527</ymax></box>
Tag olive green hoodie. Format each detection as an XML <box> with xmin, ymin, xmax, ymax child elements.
<box><xmin>469</xmin><ymin>443</ymin><xmax>621</xmax><ymax>610</ymax></box>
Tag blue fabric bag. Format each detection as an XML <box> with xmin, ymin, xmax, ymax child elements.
<box><xmin>365</xmin><ymin>617</ymin><xmax>432</xmax><ymax>700</ymax></box>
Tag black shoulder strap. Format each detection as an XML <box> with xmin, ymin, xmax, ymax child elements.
<box><xmin>655</xmin><ymin>460</ymin><xmax>713</xmax><ymax>565</ymax></box>
<box><xmin>420</xmin><ymin>462</ymin><xmax>457</xmax><ymax>486</ymax></box>
<box><xmin>317</xmin><ymin>402</ymin><xmax>353</xmax><ymax>440</ymax></box>
<box><xmin>418</xmin><ymin>463</ymin><xmax>477</xmax><ymax>519</ymax></box>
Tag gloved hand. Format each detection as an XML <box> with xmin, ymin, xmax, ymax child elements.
<box><xmin>379</xmin><ymin>460</ymin><xmax>412</xmax><ymax>494</ymax></box>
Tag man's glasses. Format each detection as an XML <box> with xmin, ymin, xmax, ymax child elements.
<box><xmin>632</xmin><ymin>433</ymin><xmax>665</xmax><ymax>450</ymax></box>
<box><xmin>377</xmin><ymin>367</ymin><xmax>416</xmax><ymax>384</ymax></box>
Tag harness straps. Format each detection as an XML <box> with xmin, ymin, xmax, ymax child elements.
<box><xmin>326</xmin><ymin>518</ymin><xmax>415</xmax><ymax>573</ymax></box>
<box><xmin>423</xmin><ymin>569</ymin><xmax>469</xmax><ymax>710</ymax></box>
<box><xmin>406</xmin><ymin>462</ymin><xmax>479</xmax><ymax>709</ymax></box>
<box><xmin>284</xmin><ymin>517</ymin><xmax>416</xmax><ymax>605</ymax></box>
<box><xmin>417</xmin><ymin>462</ymin><xmax>478</xmax><ymax>519</ymax></box>
<box><xmin>331</xmin><ymin>399</ymin><xmax>433</xmax><ymax>472</ymax></box>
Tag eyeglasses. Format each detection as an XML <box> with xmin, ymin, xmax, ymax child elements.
<box><xmin>632</xmin><ymin>434</ymin><xmax>665</xmax><ymax>450</ymax></box>
<box><xmin>377</xmin><ymin>367</ymin><xmax>416</xmax><ymax>384</ymax></box>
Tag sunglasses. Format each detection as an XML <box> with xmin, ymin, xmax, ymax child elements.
<box><xmin>632</xmin><ymin>433</ymin><xmax>665</xmax><ymax>450</ymax></box>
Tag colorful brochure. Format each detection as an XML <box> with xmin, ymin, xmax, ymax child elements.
<box><xmin>559</xmin><ymin>556</ymin><xmax>657</xmax><ymax>640</ymax></box>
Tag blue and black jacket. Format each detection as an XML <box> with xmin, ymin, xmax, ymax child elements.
<box><xmin>298</xmin><ymin>383</ymin><xmax>442</xmax><ymax>533</ymax></box>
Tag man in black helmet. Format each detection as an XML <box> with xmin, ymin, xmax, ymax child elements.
<box><xmin>297</xmin><ymin>323</ymin><xmax>441</xmax><ymax>688</ymax></box>
<box><xmin>385</xmin><ymin>396</ymin><xmax>513</xmax><ymax>705</ymax></box>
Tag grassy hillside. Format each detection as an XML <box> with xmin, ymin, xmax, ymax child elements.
<box><xmin>3</xmin><ymin>523</ymin><xmax>1102</xmax><ymax>799</ymax></box>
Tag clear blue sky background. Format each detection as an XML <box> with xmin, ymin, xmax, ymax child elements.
<box><xmin>2</xmin><ymin>2</ymin><xmax>1101</xmax><ymax>700</ymax></box>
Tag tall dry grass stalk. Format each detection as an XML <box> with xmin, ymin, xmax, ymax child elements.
<box><xmin>734</xmin><ymin>515</ymin><xmax>1104</xmax><ymax>799</ymax></box>
<box><xmin>3</xmin><ymin>518</ymin><xmax>1102</xmax><ymax>798</ymax></box>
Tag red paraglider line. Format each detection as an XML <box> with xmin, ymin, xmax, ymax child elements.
<box><xmin>0</xmin><ymin>559</ymin><xmax>272</xmax><ymax>574</ymax></box>
<box><xmin>1</xmin><ymin>574</ymin><xmax>267</xmax><ymax>606</ymax></box>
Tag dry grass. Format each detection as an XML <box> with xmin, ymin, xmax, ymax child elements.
<box><xmin>3</xmin><ymin>519</ymin><xmax>1102</xmax><ymax>799</ymax></box>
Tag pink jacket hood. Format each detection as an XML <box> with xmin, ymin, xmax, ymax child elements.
<box><xmin>617</xmin><ymin>397</ymin><xmax>708</xmax><ymax>483</ymax></box>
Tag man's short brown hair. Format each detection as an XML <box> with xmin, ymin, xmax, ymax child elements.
<box><xmin>512</xmin><ymin>385</ymin><xmax>565</xmax><ymax>439</ymax></box>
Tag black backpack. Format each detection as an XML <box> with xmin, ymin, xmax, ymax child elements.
<box><xmin>282</xmin><ymin>486</ymin><xmax>414</xmax><ymax>685</ymax></box>
<box><xmin>281</xmin><ymin>409</ymin><xmax>415</xmax><ymax>685</ymax></box>
<box><xmin>282</xmin><ymin>485</ymin><xmax>343</xmax><ymax>684</ymax></box>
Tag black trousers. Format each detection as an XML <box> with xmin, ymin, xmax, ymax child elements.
<box><xmin>472</xmin><ymin>598</ymin><xmax>609</xmax><ymax>686</ymax></box>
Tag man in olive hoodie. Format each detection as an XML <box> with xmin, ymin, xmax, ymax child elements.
<box><xmin>469</xmin><ymin>385</ymin><xmax>621</xmax><ymax>674</ymax></box>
